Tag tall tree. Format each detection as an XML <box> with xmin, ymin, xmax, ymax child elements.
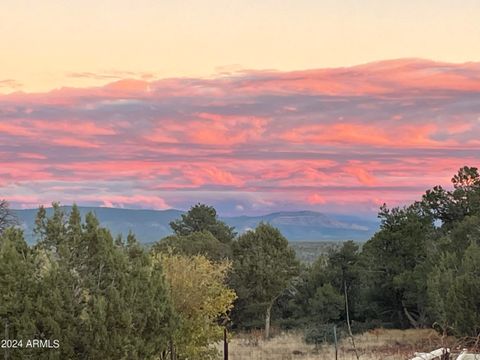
<box><xmin>422</xmin><ymin>166</ymin><xmax>480</xmax><ymax>227</ymax></box>
<box><xmin>427</xmin><ymin>215</ymin><xmax>480</xmax><ymax>337</ymax></box>
<box><xmin>153</xmin><ymin>230</ymin><xmax>231</xmax><ymax>261</ymax></box>
<box><xmin>30</xmin><ymin>204</ymin><xmax>174</xmax><ymax>359</ymax></box>
<box><xmin>325</xmin><ymin>240</ymin><xmax>364</xmax><ymax>328</ymax></box>
<box><xmin>0</xmin><ymin>228</ymin><xmax>36</xmax><ymax>358</ymax></box>
<box><xmin>361</xmin><ymin>203</ymin><xmax>434</xmax><ymax>327</ymax></box>
<box><xmin>0</xmin><ymin>199</ymin><xmax>18</xmax><ymax>235</ymax></box>
<box><xmin>157</xmin><ymin>253</ymin><xmax>236</xmax><ymax>359</ymax></box>
<box><xmin>445</xmin><ymin>241</ymin><xmax>480</xmax><ymax>337</ymax></box>
<box><xmin>34</xmin><ymin>202</ymin><xmax>67</xmax><ymax>252</ymax></box>
<box><xmin>170</xmin><ymin>204</ymin><xmax>236</xmax><ymax>244</ymax></box>
<box><xmin>231</xmin><ymin>222</ymin><xmax>299</xmax><ymax>338</ymax></box>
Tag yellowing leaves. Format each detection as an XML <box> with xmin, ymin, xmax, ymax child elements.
<box><xmin>154</xmin><ymin>252</ymin><xmax>236</xmax><ymax>359</ymax></box>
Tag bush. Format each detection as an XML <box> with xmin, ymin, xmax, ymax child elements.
<box><xmin>304</xmin><ymin>323</ymin><xmax>345</xmax><ymax>345</ymax></box>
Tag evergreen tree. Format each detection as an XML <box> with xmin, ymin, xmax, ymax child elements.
<box><xmin>28</xmin><ymin>204</ymin><xmax>173</xmax><ymax>359</ymax></box>
<box><xmin>170</xmin><ymin>204</ymin><xmax>236</xmax><ymax>243</ymax></box>
<box><xmin>0</xmin><ymin>199</ymin><xmax>18</xmax><ymax>235</ymax></box>
<box><xmin>0</xmin><ymin>228</ymin><xmax>36</xmax><ymax>359</ymax></box>
<box><xmin>153</xmin><ymin>230</ymin><xmax>231</xmax><ymax>261</ymax></box>
<box><xmin>231</xmin><ymin>222</ymin><xmax>299</xmax><ymax>338</ymax></box>
<box><xmin>361</xmin><ymin>203</ymin><xmax>435</xmax><ymax>327</ymax></box>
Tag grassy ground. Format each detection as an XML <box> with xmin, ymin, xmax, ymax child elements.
<box><xmin>225</xmin><ymin>328</ymin><xmax>457</xmax><ymax>360</ymax></box>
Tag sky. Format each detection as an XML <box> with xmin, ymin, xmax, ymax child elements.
<box><xmin>1</xmin><ymin>1</ymin><xmax>480</xmax><ymax>215</ymax></box>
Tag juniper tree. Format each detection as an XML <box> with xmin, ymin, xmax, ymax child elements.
<box><xmin>231</xmin><ymin>223</ymin><xmax>299</xmax><ymax>338</ymax></box>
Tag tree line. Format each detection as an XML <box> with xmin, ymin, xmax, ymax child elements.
<box><xmin>1</xmin><ymin>166</ymin><xmax>480</xmax><ymax>358</ymax></box>
<box><xmin>274</xmin><ymin>166</ymin><xmax>480</xmax><ymax>344</ymax></box>
<box><xmin>1</xmin><ymin>203</ymin><xmax>236</xmax><ymax>359</ymax></box>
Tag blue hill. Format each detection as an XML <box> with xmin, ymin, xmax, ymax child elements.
<box><xmin>14</xmin><ymin>207</ymin><xmax>378</xmax><ymax>244</ymax></box>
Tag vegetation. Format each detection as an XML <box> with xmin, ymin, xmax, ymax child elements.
<box><xmin>0</xmin><ymin>204</ymin><xmax>234</xmax><ymax>359</ymax></box>
<box><xmin>2</xmin><ymin>166</ymin><xmax>480</xmax><ymax>358</ymax></box>
<box><xmin>280</xmin><ymin>166</ymin><xmax>480</xmax><ymax>343</ymax></box>
<box><xmin>225</xmin><ymin>328</ymin><xmax>457</xmax><ymax>360</ymax></box>
<box><xmin>156</xmin><ymin>253</ymin><xmax>236</xmax><ymax>359</ymax></box>
<box><xmin>230</xmin><ymin>223</ymin><xmax>300</xmax><ymax>338</ymax></box>
<box><xmin>0</xmin><ymin>199</ymin><xmax>18</xmax><ymax>235</ymax></box>
<box><xmin>289</xmin><ymin>241</ymin><xmax>341</xmax><ymax>264</ymax></box>
<box><xmin>169</xmin><ymin>203</ymin><xmax>236</xmax><ymax>244</ymax></box>
<box><xmin>153</xmin><ymin>203</ymin><xmax>234</xmax><ymax>261</ymax></box>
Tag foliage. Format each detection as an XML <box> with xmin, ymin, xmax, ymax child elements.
<box><xmin>157</xmin><ymin>253</ymin><xmax>236</xmax><ymax>359</ymax></box>
<box><xmin>426</xmin><ymin>216</ymin><xmax>480</xmax><ymax>337</ymax></box>
<box><xmin>421</xmin><ymin>166</ymin><xmax>480</xmax><ymax>226</ymax></box>
<box><xmin>0</xmin><ymin>228</ymin><xmax>37</xmax><ymax>357</ymax></box>
<box><xmin>153</xmin><ymin>230</ymin><xmax>231</xmax><ymax>261</ymax></box>
<box><xmin>360</xmin><ymin>203</ymin><xmax>435</xmax><ymax>327</ymax></box>
<box><xmin>0</xmin><ymin>199</ymin><xmax>18</xmax><ymax>235</ymax></box>
<box><xmin>308</xmin><ymin>284</ymin><xmax>344</xmax><ymax>323</ymax></box>
<box><xmin>169</xmin><ymin>203</ymin><xmax>236</xmax><ymax>243</ymax></box>
<box><xmin>230</xmin><ymin>222</ymin><xmax>299</xmax><ymax>337</ymax></box>
<box><xmin>3</xmin><ymin>165</ymin><xmax>480</xmax><ymax>358</ymax></box>
<box><xmin>277</xmin><ymin>167</ymin><xmax>480</xmax><ymax>340</ymax></box>
<box><xmin>2</xmin><ymin>204</ymin><xmax>174</xmax><ymax>359</ymax></box>
<box><xmin>304</xmin><ymin>323</ymin><xmax>344</xmax><ymax>345</ymax></box>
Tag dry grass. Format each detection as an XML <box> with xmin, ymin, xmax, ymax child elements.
<box><xmin>224</xmin><ymin>328</ymin><xmax>457</xmax><ymax>360</ymax></box>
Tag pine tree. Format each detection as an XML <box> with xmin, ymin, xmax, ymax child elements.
<box><xmin>231</xmin><ymin>223</ymin><xmax>299</xmax><ymax>338</ymax></box>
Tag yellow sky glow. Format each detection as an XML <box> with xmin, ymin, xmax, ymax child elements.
<box><xmin>1</xmin><ymin>0</ymin><xmax>479</xmax><ymax>93</ymax></box>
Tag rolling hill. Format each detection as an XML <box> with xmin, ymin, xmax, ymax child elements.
<box><xmin>13</xmin><ymin>207</ymin><xmax>378</xmax><ymax>244</ymax></box>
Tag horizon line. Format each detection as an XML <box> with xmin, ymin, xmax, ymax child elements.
<box><xmin>10</xmin><ymin>204</ymin><xmax>379</xmax><ymax>218</ymax></box>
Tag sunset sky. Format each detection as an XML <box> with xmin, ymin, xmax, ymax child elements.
<box><xmin>1</xmin><ymin>1</ymin><xmax>480</xmax><ymax>215</ymax></box>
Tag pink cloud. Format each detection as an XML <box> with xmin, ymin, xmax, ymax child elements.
<box><xmin>0</xmin><ymin>162</ymin><xmax>53</xmax><ymax>181</ymax></box>
<box><xmin>30</xmin><ymin>120</ymin><xmax>116</xmax><ymax>136</ymax></box>
<box><xmin>144</xmin><ymin>130</ymin><xmax>179</xmax><ymax>144</ymax></box>
<box><xmin>52</xmin><ymin>137</ymin><xmax>101</xmax><ymax>148</ymax></box>
<box><xmin>1</xmin><ymin>59</ymin><xmax>480</xmax><ymax>214</ymax></box>
<box><xmin>17</xmin><ymin>153</ymin><xmax>48</xmax><ymax>160</ymax></box>
<box><xmin>179</xmin><ymin>165</ymin><xmax>244</xmax><ymax>187</ymax></box>
<box><xmin>446</xmin><ymin>121</ymin><xmax>474</xmax><ymax>135</ymax></box>
<box><xmin>0</xmin><ymin>122</ymin><xmax>35</xmax><ymax>137</ymax></box>
<box><xmin>280</xmin><ymin>122</ymin><xmax>447</xmax><ymax>148</ymax></box>
<box><xmin>307</xmin><ymin>193</ymin><xmax>327</xmax><ymax>205</ymax></box>
<box><xmin>345</xmin><ymin>166</ymin><xmax>378</xmax><ymax>186</ymax></box>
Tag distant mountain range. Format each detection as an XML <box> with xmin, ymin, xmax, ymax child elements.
<box><xmin>13</xmin><ymin>207</ymin><xmax>379</xmax><ymax>244</ymax></box>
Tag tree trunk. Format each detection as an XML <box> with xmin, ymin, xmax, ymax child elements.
<box><xmin>224</xmin><ymin>327</ymin><xmax>229</xmax><ymax>360</ymax></box>
<box><xmin>402</xmin><ymin>301</ymin><xmax>420</xmax><ymax>328</ymax></box>
<box><xmin>169</xmin><ymin>338</ymin><xmax>176</xmax><ymax>360</ymax></box>
<box><xmin>344</xmin><ymin>280</ymin><xmax>359</xmax><ymax>360</ymax></box>
<box><xmin>265</xmin><ymin>303</ymin><xmax>272</xmax><ymax>340</ymax></box>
